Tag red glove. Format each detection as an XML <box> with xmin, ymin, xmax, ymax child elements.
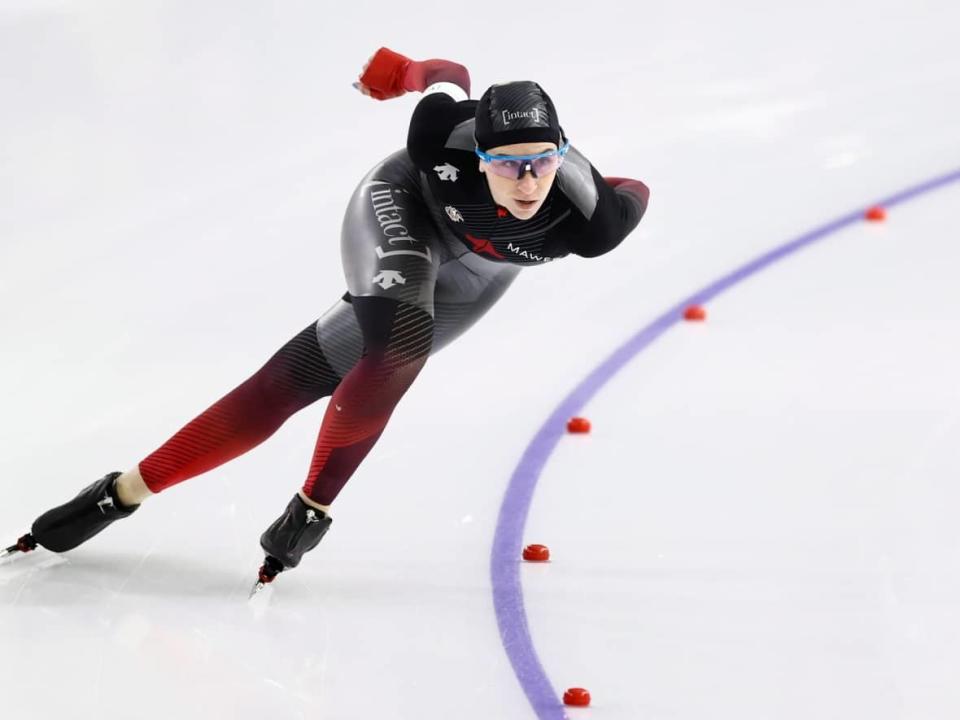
<box><xmin>358</xmin><ymin>47</ymin><xmax>470</xmax><ymax>101</ymax></box>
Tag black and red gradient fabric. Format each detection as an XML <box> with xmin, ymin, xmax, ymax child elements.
<box><xmin>139</xmin><ymin>323</ymin><xmax>340</xmax><ymax>492</ymax></box>
<box><xmin>302</xmin><ymin>297</ymin><xmax>433</xmax><ymax>505</ymax></box>
<box><xmin>138</xmin><ymin>297</ymin><xmax>433</xmax><ymax>507</ymax></box>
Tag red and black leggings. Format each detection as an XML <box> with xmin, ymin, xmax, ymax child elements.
<box><xmin>139</xmin><ymin>296</ymin><xmax>432</xmax><ymax>506</ymax></box>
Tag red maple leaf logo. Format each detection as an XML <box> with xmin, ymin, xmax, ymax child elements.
<box><xmin>465</xmin><ymin>233</ymin><xmax>505</xmax><ymax>259</ymax></box>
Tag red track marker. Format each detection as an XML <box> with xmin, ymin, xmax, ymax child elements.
<box><xmin>567</xmin><ymin>417</ymin><xmax>591</xmax><ymax>433</ymax></box>
<box><xmin>563</xmin><ymin>688</ymin><xmax>591</xmax><ymax>707</ymax></box>
<box><xmin>522</xmin><ymin>544</ymin><xmax>550</xmax><ymax>562</ymax></box>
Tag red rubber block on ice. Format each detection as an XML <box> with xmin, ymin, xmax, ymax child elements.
<box><xmin>567</xmin><ymin>417</ymin><xmax>591</xmax><ymax>433</ymax></box>
<box><xmin>865</xmin><ymin>206</ymin><xmax>887</xmax><ymax>221</ymax></box>
<box><xmin>683</xmin><ymin>304</ymin><xmax>707</xmax><ymax>321</ymax></box>
<box><xmin>563</xmin><ymin>688</ymin><xmax>591</xmax><ymax>707</ymax></box>
<box><xmin>522</xmin><ymin>544</ymin><xmax>550</xmax><ymax>562</ymax></box>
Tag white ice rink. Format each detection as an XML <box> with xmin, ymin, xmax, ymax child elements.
<box><xmin>2</xmin><ymin>1</ymin><xmax>960</xmax><ymax>718</ymax></box>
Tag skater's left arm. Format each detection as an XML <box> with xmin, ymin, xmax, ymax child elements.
<box><xmin>557</xmin><ymin>149</ymin><xmax>650</xmax><ymax>259</ymax></box>
<box><xmin>354</xmin><ymin>47</ymin><xmax>471</xmax><ymax>100</ymax></box>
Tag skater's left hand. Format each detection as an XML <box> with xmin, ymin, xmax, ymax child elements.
<box><xmin>354</xmin><ymin>47</ymin><xmax>413</xmax><ymax>100</ymax></box>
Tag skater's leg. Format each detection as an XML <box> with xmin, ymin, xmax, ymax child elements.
<box><xmin>136</xmin><ymin>319</ymin><xmax>344</xmax><ymax>495</ymax></box>
<box><xmin>291</xmin><ymin>257</ymin><xmax>520</xmax><ymax>515</ymax></box>
<box><xmin>298</xmin><ymin>152</ymin><xmax>440</xmax><ymax>508</ymax></box>
<box><xmin>302</xmin><ymin>296</ymin><xmax>434</xmax><ymax>505</ymax></box>
<box><xmin>298</xmin><ymin>261</ymin><xmax>522</xmax><ymax>507</ymax></box>
<box><xmin>19</xmin><ymin>300</ymin><xmax>374</xmax><ymax>554</ymax></box>
<box><xmin>17</xmin><ymin>316</ymin><xmax>353</xmax><ymax>554</ymax></box>
<box><xmin>257</xmin><ymin>295</ymin><xmax>435</xmax><ymax>579</ymax></box>
<box><xmin>255</xmin><ymin>259</ymin><xmax>519</xmax><ymax>577</ymax></box>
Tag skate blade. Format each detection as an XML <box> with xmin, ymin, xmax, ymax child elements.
<box><xmin>248</xmin><ymin>579</ymin><xmax>269</xmax><ymax>599</ymax></box>
<box><xmin>0</xmin><ymin>547</ymin><xmax>27</xmax><ymax>566</ymax></box>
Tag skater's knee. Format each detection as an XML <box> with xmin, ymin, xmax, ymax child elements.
<box><xmin>250</xmin><ymin>327</ymin><xmax>342</xmax><ymax>409</ymax></box>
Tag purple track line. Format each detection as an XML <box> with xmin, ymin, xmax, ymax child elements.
<box><xmin>491</xmin><ymin>165</ymin><xmax>960</xmax><ymax>720</ymax></box>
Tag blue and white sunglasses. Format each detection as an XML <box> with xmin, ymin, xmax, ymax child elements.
<box><xmin>475</xmin><ymin>142</ymin><xmax>571</xmax><ymax>180</ymax></box>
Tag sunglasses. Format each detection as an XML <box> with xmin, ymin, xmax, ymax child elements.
<box><xmin>475</xmin><ymin>142</ymin><xmax>570</xmax><ymax>180</ymax></box>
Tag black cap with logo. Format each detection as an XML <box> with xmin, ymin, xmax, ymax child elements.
<box><xmin>474</xmin><ymin>81</ymin><xmax>564</xmax><ymax>151</ymax></box>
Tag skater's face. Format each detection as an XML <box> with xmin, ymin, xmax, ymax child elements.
<box><xmin>478</xmin><ymin>141</ymin><xmax>559</xmax><ymax>220</ymax></box>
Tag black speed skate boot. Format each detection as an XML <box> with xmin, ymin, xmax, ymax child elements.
<box><xmin>249</xmin><ymin>493</ymin><xmax>332</xmax><ymax>596</ymax></box>
<box><xmin>4</xmin><ymin>471</ymin><xmax>140</xmax><ymax>558</ymax></box>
